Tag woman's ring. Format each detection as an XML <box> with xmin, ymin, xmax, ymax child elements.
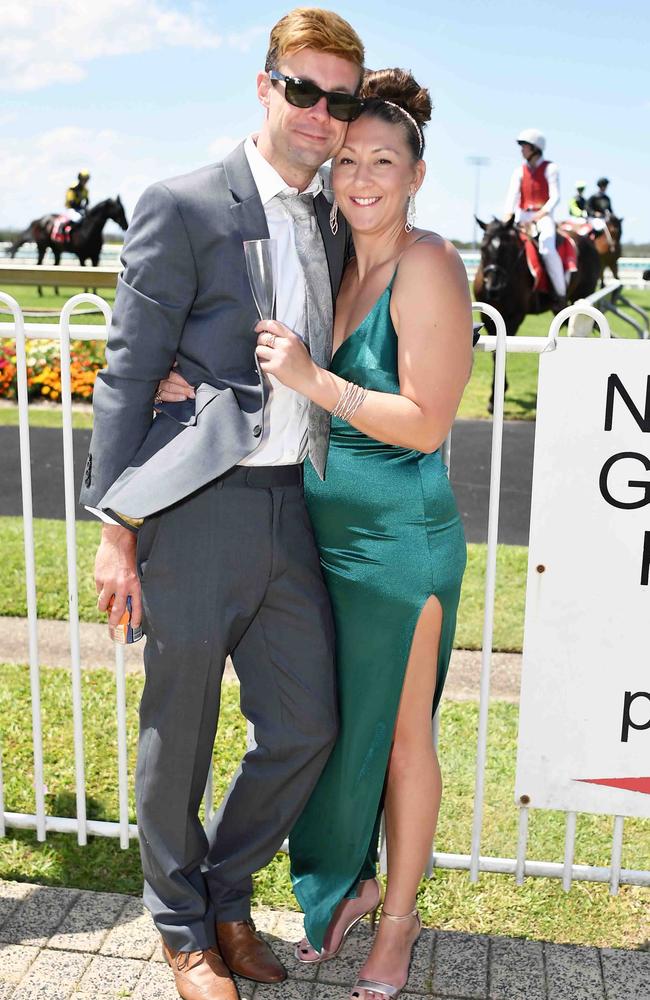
<box><xmin>154</xmin><ymin>390</ymin><xmax>163</xmax><ymax>404</ymax></box>
<box><xmin>266</xmin><ymin>333</ymin><xmax>276</xmax><ymax>349</ymax></box>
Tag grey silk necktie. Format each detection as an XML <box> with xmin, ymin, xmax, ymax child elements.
<box><xmin>277</xmin><ymin>191</ymin><xmax>333</xmax><ymax>479</ymax></box>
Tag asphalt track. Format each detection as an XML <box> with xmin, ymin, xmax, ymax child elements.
<box><xmin>0</xmin><ymin>419</ymin><xmax>535</xmax><ymax>545</ymax></box>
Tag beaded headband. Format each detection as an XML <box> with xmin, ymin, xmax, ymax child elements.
<box><xmin>383</xmin><ymin>100</ymin><xmax>424</xmax><ymax>157</ymax></box>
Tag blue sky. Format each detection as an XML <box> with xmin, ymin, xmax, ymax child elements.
<box><xmin>1</xmin><ymin>0</ymin><xmax>648</xmax><ymax>242</ymax></box>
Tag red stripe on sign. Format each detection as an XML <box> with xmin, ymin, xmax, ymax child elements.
<box><xmin>575</xmin><ymin>777</ymin><xmax>650</xmax><ymax>795</ymax></box>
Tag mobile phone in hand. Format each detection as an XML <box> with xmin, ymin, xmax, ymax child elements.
<box><xmin>108</xmin><ymin>595</ymin><xmax>143</xmax><ymax>644</ymax></box>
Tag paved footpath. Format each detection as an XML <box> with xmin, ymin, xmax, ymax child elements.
<box><xmin>0</xmin><ymin>880</ymin><xmax>649</xmax><ymax>999</ymax></box>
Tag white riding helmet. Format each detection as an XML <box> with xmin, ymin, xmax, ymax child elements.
<box><xmin>517</xmin><ymin>128</ymin><xmax>546</xmax><ymax>154</ymax></box>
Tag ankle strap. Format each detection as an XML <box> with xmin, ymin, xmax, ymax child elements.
<box><xmin>380</xmin><ymin>907</ymin><xmax>418</xmax><ymax>922</ymax></box>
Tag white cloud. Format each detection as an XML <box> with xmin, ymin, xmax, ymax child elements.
<box><xmin>0</xmin><ymin>0</ymin><xmax>223</xmax><ymax>92</ymax></box>
<box><xmin>227</xmin><ymin>26</ymin><xmax>268</xmax><ymax>54</ymax></box>
<box><xmin>0</xmin><ymin>125</ymin><xmax>191</xmax><ymax>230</ymax></box>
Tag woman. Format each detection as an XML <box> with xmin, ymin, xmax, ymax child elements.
<box><xmin>158</xmin><ymin>69</ymin><xmax>472</xmax><ymax>1000</ymax></box>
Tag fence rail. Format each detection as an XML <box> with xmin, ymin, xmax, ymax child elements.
<box><xmin>0</xmin><ymin>289</ymin><xmax>648</xmax><ymax>895</ymax></box>
<box><xmin>2</xmin><ymin>244</ymin><xmax>650</xmax><ymax>288</ymax></box>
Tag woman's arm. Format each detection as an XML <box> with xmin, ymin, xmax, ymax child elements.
<box><xmin>256</xmin><ymin>238</ymin><xmax>473</xmax><ymax>454</ymax></box>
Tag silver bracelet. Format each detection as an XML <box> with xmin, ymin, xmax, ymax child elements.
<box><xmin>331</xmin><ymin>380</ymin><xmax>368</xmax><ymax>422</ymax></box>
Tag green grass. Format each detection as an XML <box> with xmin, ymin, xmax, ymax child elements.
<box><xmin>1</xmin><ymin>517</ymin><xmax>528</xmax><ymax>652</ymax></box>
<box><xmin>0</xmin><ymin>283</ymin><xmax>116</xmax><ymax>324</ymax></box>
<box><xmin>1</xmin><ymin>285</ymin><xmax>647</xmax><ymax>426</ymax></box>
<box><xmin>0</xmin><ymin>403</ymin><xmax>94</xmax><ymax>429</ymax></box>
<box><xmin>459</xmin><ymin>287</ymin><xmax>650</xmax><ymax>420</ymax></box>
<box><xmin>0</xmin><ymin>663</ymin><xmax>646</xmax><ymax>948</ymax></box>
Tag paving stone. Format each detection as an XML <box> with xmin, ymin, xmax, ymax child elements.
<box><xmin>0</xmin><ymin>888</ymin><xmax>79</xmax><ymax>947</ymax></box>
<box><xmin>253</xmin><ymin>981</ymin><xmax>314</xmax><ymax>999</ymax></box>
<box><xmin>266</xmin><ymin>911</ymin><xmax>318</xmax><ymax>982</ymax></box>
<box><xmin>601</xmin><ymin>948</ymin><xmax>650</xmax><ymax>1000</ymax></box>
<box><xmin>47</xmin><ymin>891</ymin><xmax>132</xmax><ymax>954</ymax></box>
<box><xmin>0</xmin><ymin>986</ymin><xmax>17</xmax><ymax>1000</ymax></box>
<box><xmin>8</xmin><ymin>950</ymin><xmax>89</xmax><ymax>999</ymax></box>
<box><xmin>233</xmin><ymin>978</ymin><xmax>255</xmax><ymax>1000</ymax></box>
<box><xmin>0</xmin><ymin>943</ymin><xmax>40</xmax><ymax>984</ymax></box>
<box><xmin>75</xmin><ymin>955</ymin><xmax>145</xmax><ymax>996</ymax></box>
<box><xmin>130</xmin><ymin>962</ymin><xmax>178</xmax><ymax>1000</ymax></box>
<box><xmin>405</xmin><ymin>927</ymin><xmax>435</xmax><ymax>994</ymax></box>
<box><xmin>545</xmin><ymin>943</ymin><xmax>604</xmax><ymax>999</ymax></box>
<box><xmin>432</xmin><ymin>930</ymin><xmax>489</xmax><ymax>998</ymax></box>
<box><xmin>311</xmin><ymin>987</ymin><xmax>352</xmax><ymax>1000</ymax></box>
<box><xmin>489</xmin><ymin>937</ymin><xmax>545</xmax><ymax>1000</ymax></box>
<box><xmin>0</xmin><ymin>884</ymin><xmax>35</xmax><ymax>933</ymax></box>
<box><xmin>251</xmin><ymin>908</ymin><xmax>279</xmax><ymax>936</ymax></box>
<box><xmin>99</xmin><ymin>900</ymin><xmax>159</xmax><ymax>960</ymax></box>
<box><xmin>313</xmin><ymin>919</ymin><xmax>373</xmax><ymax>986</ymax></box>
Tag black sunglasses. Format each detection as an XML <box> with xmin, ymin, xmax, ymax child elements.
<box><xmin>269</xmin><ymin>70</ymin><xmax>364</xmax><ymax>122</ymax></box>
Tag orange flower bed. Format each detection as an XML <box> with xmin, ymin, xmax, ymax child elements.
<box><xmin>0</xmin><ymin>339</ymin><xmax>105</xmax><ymax>402</ymax></box>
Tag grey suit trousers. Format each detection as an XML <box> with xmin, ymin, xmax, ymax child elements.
<box><xmin>135</xmin><ymin>473</ymin><xmax>337</xmax><ymax>952</ymax></box>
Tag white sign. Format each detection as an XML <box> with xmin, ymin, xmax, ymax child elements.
<box><xmin>515</xmin><ymin>338</ymin><xmax>650</xmax><ymax>818</ymax></box>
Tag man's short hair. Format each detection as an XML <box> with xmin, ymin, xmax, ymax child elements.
<box><xmin>265</xmin><ymin>7</ymin><xmax>364</xmax><ymax>81</ymax></box>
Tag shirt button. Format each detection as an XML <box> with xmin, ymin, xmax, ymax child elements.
<box><xmin>253</xmin><ymin>425</ymin><xmax>262</xmax><ymax>437</ymax></box>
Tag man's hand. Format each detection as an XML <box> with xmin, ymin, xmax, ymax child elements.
<box><xmin>95</xmin><ymin>524</ymin><xmax>142</xmax><ymax>628</ymax></box>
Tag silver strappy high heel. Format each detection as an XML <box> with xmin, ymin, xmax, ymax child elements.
<box><xmin>350</xmin><ymin>907</ymin><xmax>421</xmax><ymax>999</ymax></box>
<box><xmin>295</xmin><ymin>876</ymin><xmax>382</xmax><ymax>964</ymax></box>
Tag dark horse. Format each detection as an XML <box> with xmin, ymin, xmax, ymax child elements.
<box><xmin>7</xmin><ymin>196</ymin><xmax>128</xmax><ymax>268</ymax></box>
<box><xmin>473</xmin><ymin>215</ymin><xmax>601</xmax><ymax>411</ymax></box>
<box><xmin>593</xmin><ymin>213</ymin><xmax>623</xmax><ymax>286</ymax></box>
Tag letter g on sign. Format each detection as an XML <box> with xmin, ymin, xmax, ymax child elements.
<box><xmin>599</xmin><ymin>452</ymin><xmax>650</xmax><ymax>510</ymax></box>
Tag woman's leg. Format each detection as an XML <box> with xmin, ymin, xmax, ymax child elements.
<box><xmin>352</xmin><ymin>596</ymin><xmax>442</xmax><ymax>998</ymax></box>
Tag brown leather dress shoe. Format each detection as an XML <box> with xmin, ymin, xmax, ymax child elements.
<box><xmin>162</xmin><ymin>940</ymin><xmax>240</xmax><ymax>1000</ymax></box>
<box><xmin>216</xmin><ymin>919</ymin><xmax>287</xmax><ymax>984</ymax></box>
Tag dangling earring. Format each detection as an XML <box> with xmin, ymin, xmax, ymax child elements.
<box><xmin>405</xmin><ymin>193</ymin><xmax>416</xmax><ymax>233</ymax></box>
<box><xmin>329</xmin><ymin>199</ymin><xmax>339</xmax><ymax>236</ymax></box>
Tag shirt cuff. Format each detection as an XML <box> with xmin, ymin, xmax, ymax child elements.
<box><xmin>85</xmin><ymin>506</ymin><xmax>144</xmax><ymax>532</ymax></box>
<box><xmin>85</xmin><ymin>505</ymin><xmax>120</xmax><ymax>526</ymax></box>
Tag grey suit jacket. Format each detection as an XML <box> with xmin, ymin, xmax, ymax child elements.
<box><xmin>79</xmin><ymin>143</ymin><xmax>350</xmax><ymax>520</ymax></box>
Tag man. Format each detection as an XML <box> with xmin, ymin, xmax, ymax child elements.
<box><xmin>79</xmin><ymin>10</ymin><xmax>365</xmax><ymax>999</ymax></box>
<box><xmin>503</xmin><ymin>128</ymin><xmax>566</xmax><ymax>305</ymax></box>
<box><xmin>65</xmin><ymin>169</ymin><xmax>90</xmax><ymax>220</ymax></box>
<box><xmin>587</xmin><ymin>177</ymin><xmax>615</xmax><ymax>247</ymax></box>
<box><xmin>587</xmin><ymin>176</ymin><xmax>613</xmax><ymax>217</ymax></box>
<box><xmin>568</xmin><ymin>180</ymin><xmax>587</xmax><ymax>218</ymax></box>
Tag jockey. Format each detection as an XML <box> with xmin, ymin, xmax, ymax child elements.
<box><xmin>503</xmin><ymin>128</ymin><xmax>566</xmax><ymax>302</ymax></box>
<box><xmin>587</xmin><ymin>177</ymin><xmax>612</xmax><ymax>217</ymax></box>
<box><xmin>65</xmin><ymin>170</ymin><xmax>90</xmax><ymax>221</ymax></box>
<box><xmin>586</xmin><ymin>177</ymin><xmax>614</xmax><ymax>246</ymax></box>
<box><xmin>568</xmin><ymin>181</ymin><xmax>587</xmax><ymax>218</ymax></box>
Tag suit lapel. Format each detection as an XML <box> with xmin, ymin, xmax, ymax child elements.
<box><xmin>224</xmin><ymin>142</ymin><xmax>270</xmax><ymax>245</ymax></box>
<box><xmin>314</xmin><ymin>192</ymin><xmax>346</xmax><ymax>305</ymax></box>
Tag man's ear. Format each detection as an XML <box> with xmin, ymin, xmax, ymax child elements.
<box><xmin>257</xmin><ymin>72</ymin><xmax>271</xmax><ymax>109</ymax></box>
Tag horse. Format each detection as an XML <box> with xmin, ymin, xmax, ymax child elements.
<box><xmin>6</xmin><ymin>196</ymin><xmax>128</xmax><ymax>271</ymax></box>
<box><xmin>593</xmin><ymin>213</ymin><xmax>623</xmax><ymax>286</ymax></box>
<box><xmin>473</xmin><ymin>215</ymin><xmax>601</xmax><ymax>411</ymax></box>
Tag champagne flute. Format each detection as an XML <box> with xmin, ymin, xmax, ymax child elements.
<box><xmin>243</xmin><ymin>238</ymin><xmax>278</xmax><ymax>320</ymax></box>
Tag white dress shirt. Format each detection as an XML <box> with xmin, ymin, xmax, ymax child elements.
<box><xmin>239</xmin><ymin>133</ymin><xmax>322</xmax><ymax>467</ymax></box>
<box><xmin>87</xmin><ymin>136</ymin><xmax>325</xmax><ymax>523</ymax></box>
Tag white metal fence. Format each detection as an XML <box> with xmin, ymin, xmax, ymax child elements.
<box><xmin>0</xmin><ymin>290</ymin><xmax>648</xmax><ymax>896</ymax></box>
<box><xmin>3</xmin><ymin>242</ymin><xmax>650</xmax><ymax>288</ymax></box>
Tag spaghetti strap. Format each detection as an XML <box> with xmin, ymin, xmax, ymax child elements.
<box><xmin>388</xmin><ymin>233</ymin><xmax>436</xmax><ymax>287</ymax></box>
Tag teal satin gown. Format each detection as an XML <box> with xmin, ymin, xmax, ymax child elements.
<box><xmin>289</xmin><ymin>272</ymin><xmax>468</xmax><ymax>952</ymax></box>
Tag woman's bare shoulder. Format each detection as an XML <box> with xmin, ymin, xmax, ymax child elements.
<box><xmin>395</xmin><ymin>231</ymin><xmax>466</xmax><ymax>289</ymax></box>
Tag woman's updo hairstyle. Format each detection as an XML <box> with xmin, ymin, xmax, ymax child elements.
<box><xmin>359</xmin><ymin>68</ymin><xmax>432</xmax><ymax>160</ymax></box>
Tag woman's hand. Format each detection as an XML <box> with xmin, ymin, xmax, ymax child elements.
<box><xmin>155</xmin><ymin>362</ymin><xmax>195</xmax><ymax>403</ymax></box>
<box><xmin>255</xmin><ymin>320</ymin><xmax>318</xmax><ymax>395</ymax></box>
